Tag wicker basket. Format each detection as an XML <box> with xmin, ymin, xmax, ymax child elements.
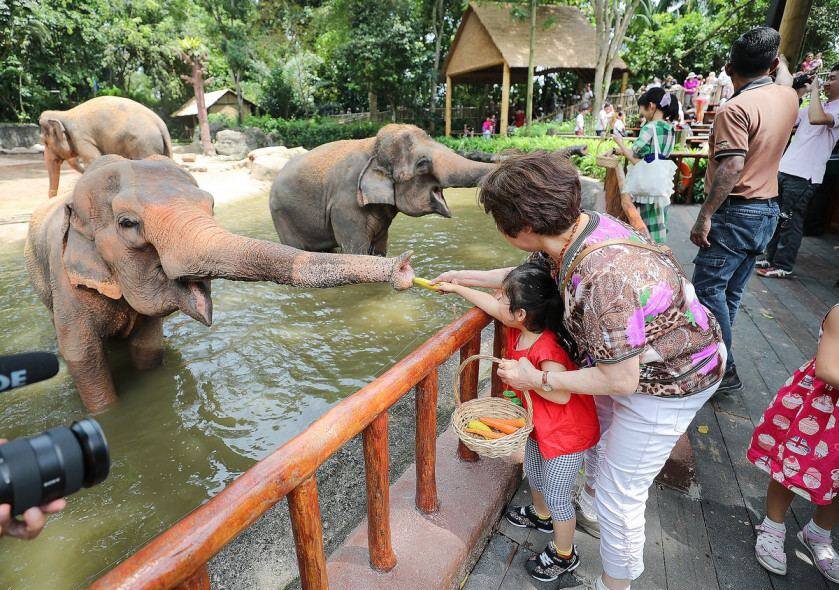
<box><xmin>451</xmin><ymin>354</ymin><xmax>533</xmax><ymax>458</ymax></box>
<box><xmin>595</xmin><ymin>152</ymin><xmax>620</xmax><ymax>169</ymax></box>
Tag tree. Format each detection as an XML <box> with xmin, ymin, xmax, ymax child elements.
<box><xmin>261</xmin><ymin>64</ymin><xmax>297</xmax><ymax>118</ymax></box>
<box><xmin>282</xmin><ymin>50</ymin><xmax>322</xmax><ymax>115</ymax></box>
<box><xmin>592</xmin><ymin>0</ymin><xmax>641</xmax><ymax>116</ymax></box>
<box><xmin>177</xmin><ymin>36</ymin><xmax>216</xmax><ymax>156</ymax></box>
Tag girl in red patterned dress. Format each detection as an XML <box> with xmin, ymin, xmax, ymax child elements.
<box><xmin>747</xmin><ymin>304</ymin><xmax>839</xmax><ymax>582</ymax></box>
<box><xmin>437</xmin><ymin>261</ymin><xmax>600</xmax><ymax>582</ymax></box>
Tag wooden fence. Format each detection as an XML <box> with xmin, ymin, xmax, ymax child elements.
<box><xmin>91</xmin><ymin>308</ymin><xmax>504</xmax><ymax>590</ymax></box>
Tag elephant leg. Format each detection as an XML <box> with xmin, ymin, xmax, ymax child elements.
<box><xmin>55</xmin><ymin>319</ymin><xmax>118</xmax><ymax>413</ymax></box>
<box><xmin>369</xmin><ymin>231</ymin><xmax>389</xmax><ymax>257</ymax></box>
<box><xmin>332</xmin><ymin>207</ymin><xmax>392</xmax><ymax>256</ymax></box>
<box><xmin>128</xmin><ymin>316</ymin><xmax>164</xmax><ymax>370</ymax></box>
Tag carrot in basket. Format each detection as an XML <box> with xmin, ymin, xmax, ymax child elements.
<box><xmin>481</xmin><ymin>417</ymin><xmax>526</xmax><ymax>429</ymax></box>
<box><xmin>465</xmin><ymin>427</ymin><xmax>505</xmax><ymax>440</ymax></box>
<box><xmin>478</xmin><ymin>417</ymin><xmax>522</xmax><ymax>435</ymax></box>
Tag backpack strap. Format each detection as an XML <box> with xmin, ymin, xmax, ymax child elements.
<box><xmin>560</xmin><ymin>238</ymin><xmax>677</xmax><ymax>293</ymax></box>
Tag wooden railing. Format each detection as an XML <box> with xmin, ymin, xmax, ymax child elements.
<box><xmin>92</xmin><ymin>308</ymin><xmax>504</xmax><ymax>590</ymax></box>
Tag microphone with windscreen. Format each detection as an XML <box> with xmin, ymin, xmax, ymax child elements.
<box><xmin>0</xmin><ymin>352</ymin><xmax>60</xmax><ymax>392</ymax></box>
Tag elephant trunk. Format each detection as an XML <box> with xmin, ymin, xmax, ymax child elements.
<box><xmin>431</xmin><ymin>145</ymin><xmax>495</xmax><ymax>188</ymax></box>
<box><xmin>44</xmin><ymin>146</ymin><xmax>61</xmax><ymax>198</ymax></box>
<box><xmin>150</xmin><ymin>214</ymin><xmax>414</xmax><ymax>290</ymax></box>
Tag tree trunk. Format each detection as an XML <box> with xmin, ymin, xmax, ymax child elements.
<box><xmin>525</xmin><ymin>0</ymin><xmax>537</xmax><ymax>125</ymax></box>
<box><xmin>233</xmin><ymin>70</ymin><xmax>244</xmax><ymax>126</ymax></box>
<box><xmin>592</xmin><ymin>0</ymin><xmax>640</xmax><ymax>118</ymax></box>
<box><xmin>368</xmin><ymin>90</ymin><xmax>378</xmax><ymax>116</ymax></box>
<box><xmin>191</xmin><ymin>58</ymin><xmax>216</xmax><ymax>157</ymax></box>
<box><xmin>428</xmin><ymin>0</ymin><xmax>443</xmax><ymax>134</ymax></box>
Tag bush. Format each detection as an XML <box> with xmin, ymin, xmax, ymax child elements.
<box><xmin>243</xmin><ymin>116</ymin><xmax>385</xmax><ymax>149</ymax></box>
<box><xmin>261</xmin><ymin>66</ymin><xmax>298</xmax><ymax>119</ymax></box>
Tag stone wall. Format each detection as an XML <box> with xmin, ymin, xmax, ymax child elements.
<box><xmin>0</xmin><ymin>123</ymin><xmax>41</xmax><ymax>151</ymax></box>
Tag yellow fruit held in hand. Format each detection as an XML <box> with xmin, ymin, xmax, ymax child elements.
<box><xmin>412</xmin><ymin>277</ymin><xmax>438</xmax><ymax>291</ymax></box>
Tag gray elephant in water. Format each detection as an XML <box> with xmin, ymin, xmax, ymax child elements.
<box><xmin>25</xmin><ymin>155</ymin><xmax>414</xmax><ymax>412</ymax></box>
<box><xmin>269</xmin><ymin>124</ymin><xmax>496</xmax><ymax>255</ymax></box>
<box><xmin>39</xmin><ymin>96</ymin><xmax>172</xmax><ymax>198</ymax></box>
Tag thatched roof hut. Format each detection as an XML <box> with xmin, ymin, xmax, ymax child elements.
<box><xmin>442</xmin><ymin>2</ymin><xmax>629</xmax><ymax>135</ymax></box>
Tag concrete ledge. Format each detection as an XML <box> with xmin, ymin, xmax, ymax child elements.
<box><xmin>326</xmin><ymin>428</ymin><xmax>522</xmax><ymax>590</ymax></box>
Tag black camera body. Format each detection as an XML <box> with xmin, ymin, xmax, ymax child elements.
<box><xmin>0</xmin><ymin>353</ymin><xmax>110</xmax><ymax>516</ymax></box>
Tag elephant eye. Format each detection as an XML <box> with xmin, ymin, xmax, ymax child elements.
<box><xmin>118</xmin><ymin>218</ymin><xmax>139</xmax><ymax>229</ymax></box>
<box><xmin>416</xmin><ymin>157</ymin><xmax>431</xmax><ymax>172</ymax></box>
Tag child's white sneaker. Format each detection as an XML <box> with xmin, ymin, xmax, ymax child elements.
<box><xmin>799</xmin><ymin>522</ymin><xmax>839</xmax><ymax>583</ymax></box>
<box><xmin>755</xmin><ymin>520</ymin><xmax>787</xmax><ymax>575</ymax></box>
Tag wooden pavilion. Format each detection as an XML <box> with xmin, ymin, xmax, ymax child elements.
<box><xmin>442</xmin><ymin>2</ymin><xmax>629</xmax><ymax>136</ymax></box>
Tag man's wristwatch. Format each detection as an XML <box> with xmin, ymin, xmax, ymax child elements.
<box><xmin>541</xmin><ymin>371</ymin><xmax>553</xmax><ymax>392</ymax></box>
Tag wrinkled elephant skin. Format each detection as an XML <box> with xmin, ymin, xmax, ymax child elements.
<box><xmin>39</xmin><ymin>96</ymin><xmax>173</xmax><ymax>198</ymax></box>
<box><xmin>269</xmin><ymin>124</ymin><xmax>496</xmax><ymax>255</ymax></box>
<box><xmin>24</xmin><ymin>156</ymin><xmax>414</xmax><ymax>412</ymax></box>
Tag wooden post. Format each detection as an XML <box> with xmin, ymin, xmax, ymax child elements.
<box><xmin>363</xmin><ymin>413</ymin><xmax>397</xmax><ymax>571</ymax></box>
<box><xmin>445</xmin><ymin>76</ymin><xmax>452</xmax><ymax>137</ymax></box>
<box><xmin>491</xmin><ymin>320</ymin><xmax>505</xmax><ymax>397</ymax></box>
<box><xmin>457</xmin><ymin>334</ymin><xmax>481</xmax><ymax>462</ymax></box>
<box><xmin>288</xmin><ymin>477</ymin><xmax>329</xmax><ymax>590</ymax></box>
<box><xmin>620</xmin><ymin>71</ymin><xmax>629</xmax><ymax>94</ymax></box>
<box><xmin>175</xmin><ymin>564</ymin><xmax>210</xmax><ymax>590</ymax></box>
<box><xmin>415</xmin><ymin>371</ymin><xmax>439</xmax><ymax>513</ymax></box>
<box><xmin>500</xmin><ymin>62</ymin><xmax>510</xmax><ymax>137</ymax></box>
<box><xmin>778</xmin><ymin>0</ymin><xmax>814</xmax><ymax>64</ymax></box>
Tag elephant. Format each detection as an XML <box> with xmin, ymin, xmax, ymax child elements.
<box><xmin>39</xmin><ymin>96</ymin><xmax>172</xmax><ymax>198</ymax></box>
<box><xmin>24</xmin><ymin>155</ymin><xmax>414</xmax><ymax>412</ymax></box>
<box><xmin>269</xmin><ymin>124</ymin><xmax>496</xmax><ymax>256</ymax></box>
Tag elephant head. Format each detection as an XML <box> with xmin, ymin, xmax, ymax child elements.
<box><xmin>61</xmin><ymin>155</ymin><xmax>414</xmax><ymax>325</ymax></box>
<box><xmin>39</xmin><ymin>111</ymin><xmax>88</xmax><ymax>198</ymax></box>
<box><xmin>357</xmin><ymin>124</ymin><xmax>494</xmax><ymax>218</ymax></box>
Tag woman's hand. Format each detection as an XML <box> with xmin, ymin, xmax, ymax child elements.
<box><xmin>434</xmin><ymin>281</ymin><xmax>462</xmax><ymax>295</ymax></box>
<box><xmin>497</xmin><ymin>358</ymin><xmax>541</xmax><ymax>391</ymax></box>
<box><xmin>430</xmin><ymin>270</ymin><xmax>470</xmax><ymax>285</ymax></box>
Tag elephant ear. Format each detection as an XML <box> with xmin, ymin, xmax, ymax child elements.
<box><xmin>61</xmin><ymin>203</ymin><xmax>122</xmax><ymax>300</ymax></box>
<box><xmin>357</xmin><ymin>157</ymin><xmax>395</xmax><ymax>207</ymax></box>
<box><xmin>41</xmin><ymin>118</ymin><xmax>71</xmax><ymax>153</ymax></box>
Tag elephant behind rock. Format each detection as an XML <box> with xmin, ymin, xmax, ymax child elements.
<box><xmin>25</xmin><ymin>155</ymin><xmax>413</xmax><ymax>412</ymax></box>
<box><xmin>39</xmin><ymin>96</ymin><xmax>173</xmax><ymax>198</ymax></box>
<box><xmin>269</xmin><ymin>124</ymin><xmax>496</xmax><ymax>255</ymax></box>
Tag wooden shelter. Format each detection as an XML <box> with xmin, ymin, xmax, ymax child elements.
<box><xmin>172</xmin><ymin>88</ymin><xmax>257</xmax><ymax>122</ymax></box>
<box><xmin>442</xmin><ymin>2</ymin><xmax>629</xmax><ymax>136</ymax></box>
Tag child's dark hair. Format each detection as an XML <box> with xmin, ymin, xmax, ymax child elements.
<box><xmin>637</xmin><ymin>87</ymin><xmax>679</xmax><ymax>121</ymax></box>
<box><xmin>501</xmin><ymin>261</ymin><xmax>564</xmax><ymax>333</ymax></box>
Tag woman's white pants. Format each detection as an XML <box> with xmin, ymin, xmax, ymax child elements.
<box><xmin>583</xmin><ymin>381</ymin><xmax>719</xmax><ymax>580</ymax></box>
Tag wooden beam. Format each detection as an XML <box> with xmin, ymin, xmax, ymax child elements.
<box><xmin>778</xmin><ymin>0</ymin><xmax>814</xmax><ymax>64</ymax></box>
<box><xmin>415</xmin><ymin>371</ymin><xmax>439</xmax><ymax>513</ymax></box>
<box><xmin>288</xmin><ymin>477</ymin><xmax>329</xmax><ymax>590</ymax></box>
<box><xmin>500</xmin><ymin>62</ymin><xmax>510</xmax><ymax>137</ymax></box>
<box><xmin>445</xmin><ymin>76</ymin><xmax>452</xmax><ymax>137</ymax></box>
<box><xmin>363</xmin><ymin>412</ymin><xmax>397</xmax><ymax>571</ymax></box>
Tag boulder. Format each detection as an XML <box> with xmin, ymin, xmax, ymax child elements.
<box><xmin>242</xmin><ymin>127</ymin><xmax>270</xmax><ymax>150</ymax></box>
<box><xmin>580</xmin><ymin>175</ymin><xmax>606</xmax><ymax>212</ymax></box>
<box><xmin>214</xmin><ymin>129</ymin><xmax>249</xmax><ymax>159</ymax></box>
<box><xmin>247</xmin><ymin>145</ymin><xmax>309</xmax><ymax>182</ymax></box>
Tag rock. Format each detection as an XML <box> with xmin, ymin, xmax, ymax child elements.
<box><xmin>246</xmin><ymin>145</ymin><xmax>308</xmax><ymax>181</ymax></box>
<box><xmin>214</xmin><ymin>129</ymin><xmax>249</xmax><ymax>159</ymax></box>
<box><xmin>579</xmin><ymin>175</ymin><xmax>605</xmax><ymax>212</ymax></box>
<box><xmin>242</xmin><ymin>127</ymin><xmax>269</xmax><ymax>150</ymax></box>
<box><xmin>181</xmin><ymin>153</ymin><xmax>196</xmax><ymax>163</ymax></box>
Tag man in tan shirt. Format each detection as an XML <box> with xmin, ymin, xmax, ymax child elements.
<box><xmin>690</xmin><ymin>27</ymin><xmax>797</xmax><ymax>393</ymax></box>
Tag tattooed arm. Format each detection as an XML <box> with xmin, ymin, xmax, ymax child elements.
<box><xmin>690</xmin><ymin>154</ymin><xmax>745</xmax><ymax>248</ymax></box>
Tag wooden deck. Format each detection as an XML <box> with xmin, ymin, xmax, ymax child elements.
<box><xmin>463</xmin><ymin>204</ymin><xmax>839</xmax><ymax>590</ymax></box>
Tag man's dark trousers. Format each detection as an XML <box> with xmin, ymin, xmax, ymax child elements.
<box><xmin>764</xmin><ymin>172</ymin><xmax>817</xmax><ymax>272</ymax></box>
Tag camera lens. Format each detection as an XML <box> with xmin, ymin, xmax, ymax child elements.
<box><xmin>0</xmin><ymin>418</ymin><xmax>110</xmax><ymax>516</ymax></box>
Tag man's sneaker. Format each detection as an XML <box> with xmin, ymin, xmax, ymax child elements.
<box><xmin>574</xmin><ymin>498</ymin><xmax>601</xmax><ymax>539</ymax></box>
<box><xmin>755</xmin><ymin>259</ymin><xmax>771</xmax><ymax>269</ymax></box>
<box><xmin>525</xmin><ymin>543</ymin><xmax>580</xmax><ymax>582</ymax></box>
<box><xmin>717</xmin><ymin>366</ymin><xmax>743</xmax><ymax>393</ymax></box>
<box><xmin>755</xmin><ymin>522</ymin><xmax>787</xmax><ymax>575</ymax></box>
<box><xmin>757</xmin><ymin>266</ymin><xmax>792</xmax><ymax>279</ymax></box>
<box><xmin>798</xmin><ymin>527</ymin><xmax>839</xmax><ymax>583</ymax></box>
<box><xmin>505</xmin><ymin>504</ymin><xmax>553</xmax><ymax>533</ymax></box>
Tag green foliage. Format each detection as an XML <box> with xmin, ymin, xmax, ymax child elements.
<box><xmin>243</xmin><ymin>115</ymin><xmax>385</xmax><ymax>149</ymax></box>
<box><xmin>260</xmin><ymin>64</ymin><xmax>298</xmax><ymax>119</ymax></box>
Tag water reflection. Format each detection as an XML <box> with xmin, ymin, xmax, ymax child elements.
<box><xmin>0</xmin><ymin>187</ymin><xmax>522</xmax><ymax>589</ymax></box>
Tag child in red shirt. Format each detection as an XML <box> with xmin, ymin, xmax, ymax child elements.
<box><xmin>437</xmin><ymin>261</ymin><xmax>599</xmax><ymax>582</ymax></box>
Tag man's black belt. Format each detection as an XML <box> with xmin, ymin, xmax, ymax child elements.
<box><xmin>726</xmin><ymin>196</ymin><xmax>779</xmax><ymax>206</ymax></box>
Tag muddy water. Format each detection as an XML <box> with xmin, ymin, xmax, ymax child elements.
<box><xmin>0</xmin><ymin>188</ymin><xmax>522</xmax><ymax>589</ymax></box>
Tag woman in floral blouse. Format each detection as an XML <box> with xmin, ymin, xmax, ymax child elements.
<box><xmin>434</xmin><ymin>151</ymin><xmax>725</xmax><ymax>590</ymax></box>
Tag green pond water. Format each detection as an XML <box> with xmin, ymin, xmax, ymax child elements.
<box><xmin>0</xmin><ymin>187</ymin><xmax>523</xmax><ymax>589</ymax></box>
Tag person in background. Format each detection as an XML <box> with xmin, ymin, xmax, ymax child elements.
<box><xmin>811</xmin><ymin>52</ymin><xmax>824</xmax><ymax>73</ymax></box>
<box><xmin>595</xmin><ymin>103</ymin><xmax>613</xmax><ymax>136</ymax></box>
<box><xmin>683</xmin><ymin>72</ymin><xmax>700</xmax><ymax>108</ymax></box>
<box><xmin>575</xmin><ymin>107</ymin><xmax>587</xmax><ymax>136</ymax></box>
<box><xmin>801</xmin><ymin>52</ymin><xmax>815</xmax><ymax>73</ymax></box>
<box><xmin>718</xmin><ymin>67</ymin><xmax>735</xmax><ymax>102</ymax></box>
<box><xmin>436</xmin><ymin>262</ymin><xmax>599</xmax><ymax>582</ymax></box>
<box><xmin>757</xmin><ymin>64</ymin><xmax>839</xmax><ymax>278</ymax></box>
<box><xmin>482</xmin><ymin>115</ymin><xmax>494</xmax><ymax>139</ymax></box>
<box><xmin>746</xmin><ymin>304</ymin><xmax>839</xmax><ymax>584</ymax></box>
<box><xmin>582</xmin><ymin>83</ymin><xmax>594</xmax><ymax>109</ymax></box>
<box><xmin>612</xmin><ymin>88</ymin><xmax>679</xmax><ymax>243</ymax></box>
<box><xmin>690</xmin><ymin>27</ymin><xmax>796</xmax><ymax>394</ymax></box>
<box><xmin>649</xmin><ymin>77</ymin><xmax>662</xmax><ymax>88</ymax></box>
<box><xmin>624</xmin><ymin>85</ymin><xmax>636</xmax><ymax>97</ymax></box>
<box><xmin>515</xmin><ymin>105</ymin><xmax>526</xmax><ymax>128</ymax></box>
<box><xmin>613</xmin><ymin>110</ymin><xmax>626</xmax><ymax>137</ymax></box>
<box><xmin>694</xmin><ymin>73</ymin><xmax>716</xmax><ymax>123</ymax></box>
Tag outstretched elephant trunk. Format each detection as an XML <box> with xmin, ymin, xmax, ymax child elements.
<box><xmin>150</xmin><ymin>213</ymin><xmax>414</xmax><ymax>296</ymax></box>
<box><xmin>430</xmin><ymin>144</ymin><xmax>496</xmax><ymax>188</ymax></box>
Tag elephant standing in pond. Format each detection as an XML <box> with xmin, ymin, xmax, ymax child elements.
<box><xmin>25</xmin><ymin>156</ymin><xmax>414</xmax><ymax>412</ymax></box>
<box><xmin>269</xmin><ymin>124</ymin><xmax>496</xmax><ymax>255</ymax></box>
<box><xmin>39</xmin><ymin>96</ymin><xmax>172</xmax><ymax>198</ymax></box>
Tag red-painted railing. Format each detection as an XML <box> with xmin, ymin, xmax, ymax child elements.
<box><xmin>91</xmin><ymin>309</ymin><xmax>505</xmax><ymax>590</ymax></box>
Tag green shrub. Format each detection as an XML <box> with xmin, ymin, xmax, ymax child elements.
<box><xmin>243</xmin><ymin>116</ymin><xmax>385</xmax><ymax>149</ymax></box>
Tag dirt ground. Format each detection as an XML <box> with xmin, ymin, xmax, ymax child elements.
<box><xmin>0</xmin><ymin>153</ymin><xmax>271</xmax><ymax>244</ymax></box>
